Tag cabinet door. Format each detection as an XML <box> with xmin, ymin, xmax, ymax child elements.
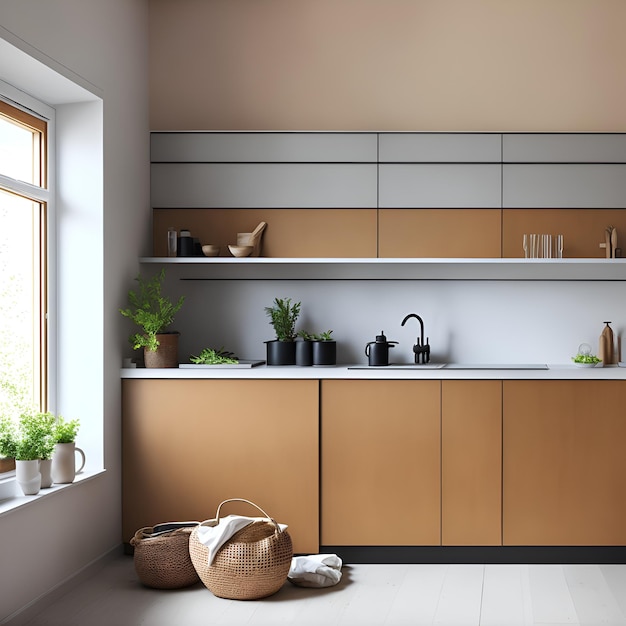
<box><xmin>503</xmin><ymin>133</ymin><xmax>626</xmax><ymax>163</ymax></box>
<box><xmin>151</xmin><ymin>131</ymin><xmax>378</xmax><ymax>163</ymax></box>
<box><xmin>378</xmin><ymin>208</ymin><xmax>501</xmax><ymax>258</ymax></box>
<box><xmin>122</xmin><ymin>379</ymin><xmax>319</xmax><ymax>554</ymax></box>
<box><xmin>503</xmin><ymin>380</ymin><xmax>626</xmax><ymax>545</ymax></box>
<box><xmin>151</xmin><ymin>163</ymin><xmax>378</xmax><ymax>208</ymax></box>
<box><xmin>503</xmin><ymin>164</ymin><xmax>626</xmax><ymax>208</ymax></box>
<box><xmin>321</xmin><ymin>380</ymin><xmax>440</xmax><ymax>546</ymax></box>
<box><xmin>379</xmin><ymin>164</ymin><xmax>501</xmax><ymax>208</ymax></box>
<box><xmin>379</xmin><ymin>133</ymin><xmax>501</xmax><ymax>163</ymax></box>
<box><xmin>442</xmin><ymin>381</ymin><xmax>502</xmax><ymax>546</ymax></box>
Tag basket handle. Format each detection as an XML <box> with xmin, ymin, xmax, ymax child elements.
<box><xmin>215</xmin><ymin>498</ymin><xmax>282</xmax><ymax>532</ymax></box>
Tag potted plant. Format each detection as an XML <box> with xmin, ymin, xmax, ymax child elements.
<box><xmin>51</xmin><ymin>415</ymin><xmax>84</xmax><ymax>484</ymax></box>
<box><xmin>0</xmin><ymin>411</ymin><xmax>56</xmax><ymax>495</ymax></box>
<box><xmin>312</xmin><ymin>330</ymin><xmax>337</xmax><ymax>366</ymax></box>
<box><xmin>264</xmin><ymin>297</ymin><xmax>301</xmax><ymax>365</ymax></box>
<box><xmin>295</xmin><ymin>330</ymin><xmax>314</xmax><ymax>366</ymax></box>
<box><xmin>120</xmin><ymin>268</ymin><xmax>185</xmax><ymax>368</ymax></box>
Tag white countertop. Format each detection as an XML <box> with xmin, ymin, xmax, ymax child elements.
<box><xmin>120</xmin><ymin>364</ymin><xmax>626</xmax><ymax>380</ymax></box>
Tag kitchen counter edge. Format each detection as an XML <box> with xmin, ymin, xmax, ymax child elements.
<box><xmin>120</xmin><ymin>364</ymin><xmax>626</xmax><ymax>380</ymax></box>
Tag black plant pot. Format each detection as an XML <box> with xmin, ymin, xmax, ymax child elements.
<box><xmin>265</xmin><ymin>340</ymin><xmax>296</xmax><ymax>366</ymax></box>
<box><xmin>312</xmin><ymin>340</ymin><xmax>337</xmax><ymax>366</ymax></box>
<box><xmin>296</xmin><ymin>340</ymin><xmax>313</xmax><ymax>366</ymax></box>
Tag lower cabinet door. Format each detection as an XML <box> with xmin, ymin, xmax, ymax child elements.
<box><xmin>442</xmin><ymin>380</ymin><xmax>502</xmax><ymax>546</ymax></box>
<box><xmin>503</xmin><ymin>380</ymin><xmax>626</xmax><ymax>545</ymax></box>
<box><xmin>122</xmin><ymin>379</ymin><xmax>319</xmax><ymax>554</ymax></box>
<box><xmin>321</xmin><ymin>380</ymin><xmax>440</xmax><ymax>546</ymax></box>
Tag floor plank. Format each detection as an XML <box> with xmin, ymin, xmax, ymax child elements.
<box><xmin>10</xmin><ymin>554</ymin><xmax>626</xmax><ymax>626</ymax></box>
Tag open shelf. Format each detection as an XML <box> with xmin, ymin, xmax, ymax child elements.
<box><xmin>139</xmin><ymin>257</ymin><xmax>626</xmax><ymax>281</ymax></box>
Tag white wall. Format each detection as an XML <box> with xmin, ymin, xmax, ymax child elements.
<box><xmin>172</xmin><ymin>278</ymin><xmax>626</xmax><ymax>366</ymax></box>
<box><xmin>0</xmin><ymin>0</ymin><xmax>149</xmax><ymax>621</ymax></box>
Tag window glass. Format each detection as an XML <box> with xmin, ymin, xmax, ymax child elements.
<box><xmin>0</xmin><ymin>102</ymin><xmax>47</xmax><ymax>424</ymax></box>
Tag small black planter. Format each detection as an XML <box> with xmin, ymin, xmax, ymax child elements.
<box><xmin>296</xmin><ymin>340</ymin><xmax>313</xmax><ymax>366</ymax></box>
<box><xmin>265</xmin><ymin>340</ymin><xmax>296</xmax><ymax>366</ymax></box>
<box><xmin>312</xmin><ymin>340</ymin><xmax>337</xmax><ymax>366</ymax></box>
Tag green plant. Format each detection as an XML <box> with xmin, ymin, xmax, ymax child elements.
<box><xmin>264</xmin><ymin>297</ymin><xmax>301</xmax><ymax>341</ymax></box>
<box><xmin>190</xmin><ymin>347</ymin><xmax>239</xmax><ymax>365</ymax></box>
<box><xmin>314</xmin><ymin>330</ymin><xmax>334</xmax><ymax>341</ymax></box>
<box><xmin>572</xmin><ymin>353</ymin><xmax>601</xmax><ymax>365</ymax></box>
<box><xmin>119</xmin><ymin>269</ymin><xmax>185</xmax><ymax>352</ymax></box>
<box><xmin>0</xmin><ymin>411</ymin><xmax>57</xmax><ymax>460</ymax></box>
<box><xmin>54</xmin><ymin>415</ymin><xmax>80</xmax><ymax>444</ymax></box>
<box><xmin>297</xmin><ymin>330</ymin><xmax>314</xmax><ymax>341</ymax></box>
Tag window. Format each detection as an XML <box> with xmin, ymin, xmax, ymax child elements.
<box><xmin>0</xmin><ymin>99</ymin><xmax>50</xmax><ymax>423</ymax></box>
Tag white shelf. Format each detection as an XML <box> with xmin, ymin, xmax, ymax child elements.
<box><xmin>139</xmin><ymin>257</ymin><xmax>626</xmax><ymax>281</ymax></box>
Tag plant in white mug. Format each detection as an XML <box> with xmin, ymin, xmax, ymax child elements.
<box><xmin>0</xmin><ymin>411</ymin><xmax>57</xmax><ymax>495</ymax></box>
<box><xmin>51</xmin><ymin>415</ymin><xmax>84</xmax><ymax>484</ymax></box>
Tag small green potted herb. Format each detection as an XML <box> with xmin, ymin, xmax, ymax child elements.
<box><xmin>296</xmin><ymin>330</ymin><xmax>314</xmax><ymax>366</ymax></box>
<box><xmin>312</xmin><ymin>330</ymin><xmax>337</xmax><ymax>366</ymax></box>
<box><xmin>119</xmin><ymin>269</ymin><xmax>185</xmax><ymax>368</ymax></box>
<box><xmin>51</xmin><ymin>415</ymin><xmax>84</xmax><ymax>484</ymax></box>
<box><xmin>0</xmin><ymin>411</ymin><xmax>57</xmax><ymax>494</ymax></box>
<box><xmin>264</xmin><ymin>297</ymin><xmax>301</xmax><ymax>365</ymax></box>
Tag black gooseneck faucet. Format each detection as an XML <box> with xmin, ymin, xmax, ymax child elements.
<box><xmin>401</xmin><ymin>313</ymin><xmax>431</xmax><ymax>364</ymax></box>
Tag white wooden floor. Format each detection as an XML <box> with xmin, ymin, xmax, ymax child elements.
<box><xmin>12</xmin><ymin>554</ymin><xmax>626</xmax><ymax>626</ymax></box>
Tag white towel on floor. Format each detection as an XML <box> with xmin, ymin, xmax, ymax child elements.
<box><xmin>288</xmin><ymin>554</ymin><xmax>343</xmax><ymax>588</ymax></box>
<box><xmin>195</xmin><ymin>515</ymin><xmax>288</xmax><ymax>566</ymax></box>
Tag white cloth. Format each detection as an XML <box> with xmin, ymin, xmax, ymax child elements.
<box><xmin>195</xmin><ymin>514</ymin><xmax>288</xmax><ymax>566</ymax></box>
<box><xmin>288</xmin><ymin>554</ymin><xmax>343</xmax><ymax>588</ymax></box>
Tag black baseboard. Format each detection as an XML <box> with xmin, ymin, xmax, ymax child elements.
<box><xmin>321</xmin><ymin>545</ymin><xmax>626</xmax><ymax>564</ymax></box>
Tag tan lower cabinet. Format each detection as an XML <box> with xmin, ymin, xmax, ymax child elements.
<box><xmin>503</xmin><ymin>380</ymin><xmax>626</xmax><ymax>546</ymax></box>
<box><xmin>321</xmin><ymin>380</ymin><xmax>440</xmax><ymax>546</ymax></box>
<box><xmin>442</xmin><ymin>380</ymin><xmax>502</xmax><ymax>546</ymax></box>
<box><xmin>122</xmin><ymin>379</ymin><xmax>319</xmax><ymax>554</ymax></box>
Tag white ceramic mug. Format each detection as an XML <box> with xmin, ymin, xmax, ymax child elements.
<box><xmin>51</xmin><ymin>442</ymin><xmax>86</xmax><ymax>484</ymax></box>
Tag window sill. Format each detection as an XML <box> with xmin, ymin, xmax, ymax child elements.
<box><xmin>0</xmin><ymin>469</ymin><xmax>106</xmax><ymax>518</ymax></box>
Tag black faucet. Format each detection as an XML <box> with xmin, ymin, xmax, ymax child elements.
<box><xmin>401</xmin><ymin>313</ymin><xmax>431</xmax><ymax>364</ymax></box>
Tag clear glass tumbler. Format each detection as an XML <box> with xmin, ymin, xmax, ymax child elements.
<box><xmin>167</xmin><ymin>227</ymin><xmax>177</xmax><ymax>257</ymax></box>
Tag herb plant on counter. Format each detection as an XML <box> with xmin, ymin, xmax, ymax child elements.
<box><xmin>119</xmin><ymin>268</ymin><xmax>185</xmax><ymax>352</ymax></box>
<box><xmin>190</xmin><ymin>348</ymin><xmax>239</xmax><ymax>365</ymax></box>
<box><xmin>265</xmin><ymin>297</ymin><xmax>301</xmax><ymax>342</ymax></box>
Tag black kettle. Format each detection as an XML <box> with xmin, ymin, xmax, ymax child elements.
<box><xmin>365</xmin><ymin>331</ymin><xmax>398</xmax><ymax>366</ymax></box>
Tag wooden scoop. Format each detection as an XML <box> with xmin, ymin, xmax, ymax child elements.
<box><xmin>249</xmin><ymin>221</ymin><xmax>267</xmax><ymax>257</ymax></box>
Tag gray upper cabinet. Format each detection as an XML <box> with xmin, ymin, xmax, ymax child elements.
<box><xmin>503</xmin><ymin>134</ymin><xmax>626</xmax><ymax>163</ymax></box>
<box><xmin>151</xmin><ymin>132</ymin><xmax>377</xmax><ymax>163</ymax></box>
<box><xmin>503</xmin><ymin>164</ymin><xmax>626</xmax><ymax>208</ymax></box>
<box><xmin>151</xmin><ymin>163</ymin><xmax>378</xmax><ymax>208</ymax></box>
<box><xmin>379</xmin><ymin>164</ymin><xmax>502</xmax><ymax>208</ymax></box>
<box><xmin>379</xmin><ymin>133</ymin><xmax>501</xmax><ymax>163</ymax></box>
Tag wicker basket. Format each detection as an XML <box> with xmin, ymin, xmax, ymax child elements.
<box><xmin>131</xmin><ymin>522</ymin><xmax>200</xmax><ymax>589</ymax></box>
<box><xmin>189</xmin><ymin>499</ymin><xmax>293</xmax><ymax>600</ymax></box>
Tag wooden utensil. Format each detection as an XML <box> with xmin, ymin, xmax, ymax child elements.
<box><xmin>249</xmin><ymin>221</ymin><xmax>267</xmax><ymax>257</ymax></box>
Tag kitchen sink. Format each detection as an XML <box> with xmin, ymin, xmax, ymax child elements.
<box><xmin>348</xmin><ymin>364</ymin><xmax>446</xmax><ymax>370</ymax></box>
<box><xmin>442</xmin><ymin>363</ymin><xmax>549</xmax><ymax>370</ymax></box>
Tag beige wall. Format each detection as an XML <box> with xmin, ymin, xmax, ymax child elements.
<box><xmin>149</xmin><ymin>0</ymin><xmax>626</xmax><ymax>131</ymax></box>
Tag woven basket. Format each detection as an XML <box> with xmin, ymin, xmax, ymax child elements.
<box><xmin>189</xmin><ymin>499</ymin><xmax>293</xmax><ymax>600</ymax></box>
<box><xmin>131</xmin><ymin>522</ymin><xmax>200</xmax><ymax>589</ymax></box>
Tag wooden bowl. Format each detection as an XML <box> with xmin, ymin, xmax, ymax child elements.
<box><xmin>228</xmin><ymin>245</ymin><xmax>254</xmax><ymax>257</ymax></box>
<box><xmin>202</xmin><ymin>245</ymin><xmax>220</xmax><ymax>257</ymax></box>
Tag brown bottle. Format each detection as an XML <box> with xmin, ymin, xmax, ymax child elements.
<box><xmin>599</xmin><ymin>322</ymin><xmax>614</xmax><ymax>366</ymax></box>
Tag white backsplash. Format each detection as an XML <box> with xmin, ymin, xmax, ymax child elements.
<box><xmin>169</xmin><ymin>278</ymin><xmax>626</xmax><ymax>366</ymax></box>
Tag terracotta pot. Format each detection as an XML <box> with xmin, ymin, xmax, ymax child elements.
<box><xmin>144</xmin><ymin>332</ymin><xmax>180</xmax><ymax>368</ymax></box>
